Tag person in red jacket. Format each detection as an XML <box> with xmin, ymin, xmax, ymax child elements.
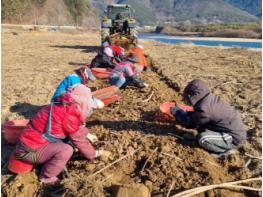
<box><xmin>15</xmin><ymin>84</ymin><xmax>110</xmax><ymax>183</ymax></box>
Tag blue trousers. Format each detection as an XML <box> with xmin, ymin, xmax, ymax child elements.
<box><xmin>109</xmin><ymin>74</ymin><xmax>126</xmax><ymax>88</ymax></box>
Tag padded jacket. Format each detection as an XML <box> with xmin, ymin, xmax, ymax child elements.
<box><xmin>182</xmin><ymin>79</ymin><xmax>246</xmax><ymax>146</ymax></box>
<box><xmin>90</xmin><ymin>49</ymin><xmax>115</xmax><ymax>69</ymax></box>
<box><xmin>19</xmin><ymin>103</ymin><xmax>95</xmax><ymax>159</ymax></box>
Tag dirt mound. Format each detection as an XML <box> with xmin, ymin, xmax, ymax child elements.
<box><xmin>111</xmin><ymin>183</ymin><xmax>150</xmax><ymax>197</ymax></box>
<box><xmin>2</xmin><ymin>30</ymin><xmax>261</xmax><ymax>196</ymax></box>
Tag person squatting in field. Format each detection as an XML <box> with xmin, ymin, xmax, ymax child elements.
<box><xmin>128</xmin><ymin>44</ymin><xmax>149</xmax><ymax>72</ymax></box>
<box><xmin>15</xmin><ymin>84</ymin><xmax>111</xmax><ymax>183</ymax></box>
<box><xmin>171</xmin><ymin>79</ymin><xmax>246</xmax><ymax>158</ymax></box>
<box><xmin>108</xmin><ymin>53</ymin><xmax>149</xmax><ymax>89</ymax></box>
<box><xmin>90</xmin><ymin>43</ymin><xmax>116</xmax><ymax>69</ymax></box>
<box><xmin>52</xmin><ymin>66</ymin><xmax>97</xmax><ymax>102</ymax></box>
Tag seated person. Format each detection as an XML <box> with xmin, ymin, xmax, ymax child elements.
<box><xmin>51</xmin><ymin>66</ymin><xmax>95</xmax><ymax>102</ymax></box>
<box><xmin>128</xmin><ymin>44</ymin><xmax>148</xmax><ymax>72</ymax></box>
<box><xmin>108</xmin><ymin>53</ymin><xmax>148</xmax><ymax>89</ymax></box>
<box><xmin>111</xmin><ymin>45</ymin><xmax>125</xmax><ymax>63</ymax></box>
<box><xmin>115</xmin><ymin>13</ymin><xmax>124</xmax><ymax>20</ymax></box>
<box><xmin>90</xmin><ymin>47</ymin><xmax>115</xmax><ymax>69</ymax></box>
<box><xmin>14</xmin><ymin>84</ymin><xmax>110</xmax><ymax>184</ymax></box>
<box><xmin>171</xmin><ymin>79</ymin><xmax>246</xmax><ymax>158</ymax></box>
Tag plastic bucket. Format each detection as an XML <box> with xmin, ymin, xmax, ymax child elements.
<box><xmin>2</xmin><ymin>119</ymin><xmax>29</xmax><ymax>144</ymax></box>
<box><xmin>8</xmin><ymin>153</ymin><xmax>33</xmax><ymax>174</ymax></box>
<box><xmin>92</xmin><ymin>85</ymin><xmax>119</xmax><ymax>100</ymax></box>
<box><xmin>101</xmin><ymin>94</ymin><xmax>121</xmax><ymax>106</ymax></box>
<box><xmin>91</xmin><ymin>68</ymin><xmax>111</xmax><ymax>79</ymax></box>
<box><xmin>159</xmin><ymin>102</ymin><xmax>194</xmax><ymax>122</ymax></box>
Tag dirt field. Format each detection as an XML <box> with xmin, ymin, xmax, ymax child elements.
<box><xmin>1</xmin><ymin>28</ymin><xmax>262</xmax><ymax>197</ymax></box>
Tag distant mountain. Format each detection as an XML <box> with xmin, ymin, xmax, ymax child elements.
<box><xmin>224</xmin><ymin>0</ymin><xmax>262</xmax><ymax>18</ymax></box>
<box><xmin>147</xmin><ymin>0</ymin><xmax>258</xmax><ymax>24</ymax></box>
<box><xmin>2</xmin><ymin>0</ymin><xmax>99</xmax><ymax>27</ymax></box>
<box><xmin>90</xmin><ymin>0</ymin><xmax>116</xmax><ymax>15</ymax></box>
<box><xmin>91</xmin><ymin>0</ymin><xmax>156</xmax><ymax>25</ymax></box>
<box><xmin>91</xmin><ymin>0</ymin><xmax>260</xmax><ymax>26</ymax></box>
<box><xmin>117</xmin><ymin>0</ymin><xmax>156</xmax><ymax>25</ymax></box>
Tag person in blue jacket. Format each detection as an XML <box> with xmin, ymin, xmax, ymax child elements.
<box><xmin>52</xmin><ymin>66</ymin><xmax>96</xmax><ymax>102</ymax></box>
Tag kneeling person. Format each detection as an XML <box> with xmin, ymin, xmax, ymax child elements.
<box><xmin>108</xmin><ymin>53</ymin><xmax>148</xmax><ymax>89</ymax></box>
<box><xmin>171</xmin><ymin>79</ymin><xmax>246</xmax><ymax>157</ymax></box>
<box><xmin>15</xmin><ymin>84</ymin><xmax>109</xmax><ymax>183</ymax></box>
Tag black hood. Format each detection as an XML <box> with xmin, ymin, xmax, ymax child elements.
<box><xmin>183</xmin><ymin>79</ymin><xmax>211</xmax><ymax>106</ymax></box>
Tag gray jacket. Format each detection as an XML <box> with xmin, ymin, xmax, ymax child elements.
<box><xmin>183</xmin><ymin>79</ymin><xmax>246</xmax><ymax>146</ymax></box>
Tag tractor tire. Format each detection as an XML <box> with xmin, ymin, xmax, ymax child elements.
<box><xmin>101</xmin><ymin>28</ymin><xmax>110</xmax><ymax>42</ymax></box>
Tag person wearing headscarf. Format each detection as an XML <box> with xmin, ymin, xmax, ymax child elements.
<box><xmin>90</xmin><ymin>46</ymin><xmax>116</xmax><ymax>69</ymax></box>
<box><xmin>108</xmin><ymin>53</ymin><xmax>149</xmax><ymax>89</ymax></box>
<box><xmin>128</xmin><ymin>44</ymin><xmax>148</xmax><ymax>72</ymax></box>
<box><xmin>52</xmin><ymin>66</ymin><xmax>96</xmax><ymax>102</ymax></box>
<box><xmin>14</xmin><ymin>84</ymin><xmax>110</xmax><ymax>183</ymax></box>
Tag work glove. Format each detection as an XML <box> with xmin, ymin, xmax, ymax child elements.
<box><xmin>92</xmin><ymin>96</ymin><xmax>105</xmax><ymax>109</ymax></box>
<box><xmin>170</xmin><ymin>106</ymin><xmax>189</xmax><ymax>124</ymax></box>
<box><xmin>132</xmin><ymin>76</ymin><xmax>145</xmax><ymax>88</ymax></box>
<box><xmin>144</xmin><ymin>82</ymin><xmax>149</xmax><ymax>88</ymax></box>
<box><xmin>86</xmin><ymin>133</ymin><xmax>98</xmax><ymax>143</ymax></box>
<box><xmin>95</xmin><ymin>149</ymin><xmax>112</xmax><ymax>158</ymax></box>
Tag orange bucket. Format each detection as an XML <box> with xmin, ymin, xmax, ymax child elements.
<box><xmin>92</xmin><ymin>85</ymin><xmax>119</xmax><ymax>99</ymax></box>
<box><xmin>8</xmin><ymin>153</ymin><xmax>33</xmax><ymax>174</ymax></box>
<box><xmin>91</xmin><ymin>68</ymin><xmax>111</xmax><ymax>79</ymax></box>
<box><xmin>2</xmin><ymin>119</ymin><xmax>29</xmax><ymax>144</ymax></box>
<box><xmin>101</xmin><ymin>94</ymin><xmax>121</xmax><ymax>106</ymax></box>
<box><xmin>159</xmin><ymin>102</ymin><xmax>194</xmax><ymax>122</ymax></box>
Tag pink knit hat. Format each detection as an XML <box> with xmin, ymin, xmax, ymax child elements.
<box><xmin>103</xmin><ymin>47</ymin><xmax>114</xmax><ymax>57</ymax></box>
<box><xmin>66</xmin><ymin>84</ymin><xmax>97</xmax><ymax>122</ymax></box>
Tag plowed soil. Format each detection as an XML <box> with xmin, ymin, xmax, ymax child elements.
<box><xmin>1</xmin><ymin>28</ymin><xmax>262</xmax><ymax>197</ymax></box>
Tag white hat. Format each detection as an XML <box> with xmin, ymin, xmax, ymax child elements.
<box><xmin>103</xmin><ymin>47</ymin><xmax>114</xmax><ymax>57</ymax></box>
<box><xmin>136</xmin><ymin>45</ymin><xmax>143</xmax><ymax>50</ymax></box>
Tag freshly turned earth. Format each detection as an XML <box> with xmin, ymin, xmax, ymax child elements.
<box><xmin>1</xmin><ymin>28</ymin><xmax>261</xmax><ymax>197</ymax></box>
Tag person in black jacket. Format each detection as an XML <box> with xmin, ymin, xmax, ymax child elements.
<box><xmin>90</xmin><ymin>47</ymin><xmax>116</xmax><ymax>69</ymax></box>
<box><xmin>171</xmin><ymin>79</ymin><xmax>246</xmax><ymax>158</ymax></box>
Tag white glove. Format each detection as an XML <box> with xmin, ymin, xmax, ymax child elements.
<box><xmin>144</xmin><ymin>83</ymin><xmax>149</xmax><ymax>87</ymax></box>
<box><xmin>96</xmin><ymin>99</ymin><xmax>105</xmax><ymax>109</ymax></box>
<box><xmin>95</xmin><ymin>150</ymin><xmax>112</xmax><ymax>158</ymax></box>
<box><xmin>86</xmin><ymin>133</ymin><xmax>98</xmax><ymax>143</ymax></box>
<box><xmin>92</xmin><ymin>96</ymin><xmax>105</xmax><ymax>109</ymax></box>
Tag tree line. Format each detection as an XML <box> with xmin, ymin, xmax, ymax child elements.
<box><xmin>2</xmin><ymin>0</ymin><xmax>91</xmax><ymax>26</ymax></box>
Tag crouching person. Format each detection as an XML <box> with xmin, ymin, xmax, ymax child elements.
<box><xmin>108</xmin><ymin>53</ymin><xmax>149</xmax><ymax>89</ymax></box>
<box><xmin>171</xmin><ymin>79</ymin><xmax>246</xmax><ymax>158</ymax></box>
<box><xmin>15</xmin><ymin>84</ymin><xmax>110</xmax><ymax>183</ymax></box>
<box><xmin>52</xmin><ymin>66</ymin><xmax>96</xmax><ymax>102</ymax></box>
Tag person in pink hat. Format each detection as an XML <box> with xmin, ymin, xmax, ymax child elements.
<box><xmin>14</xmin><ymin>84</ymin><xmax>110</xmax><ymax>184</ymax></box>
<box><xmin>52</xmin><ymin>66</ymin><xmax>96</xmax><ymax>102</ymax></box>
<box><xmin>90</xmin><ymin>46</ymin><xmax>116</xmax><ymax>69</ymax></box>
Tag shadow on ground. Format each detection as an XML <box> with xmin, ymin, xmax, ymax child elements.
<box><xmin>10</xmin><ymin>102</ymin><xmax>45</xmax><ymax>119</ymax></box>
<box><xmin>51</xmin><ymin>45</ymin><xmax>100</xmax><ymax>53</ymax></box>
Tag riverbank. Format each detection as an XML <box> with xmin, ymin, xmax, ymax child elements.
<box><xmin>139</xmin><ymin>32</ymin><xmax>262</xmax><ymax>48</ymax></box>
<box><xmin>146</xmin><ymin>35</ymin><xmax>262</xmax><ymax>42</ymax></box>
<box><xmin>154</xmin><ymin>22</ymin><xmax>262</xmax><ymax>39</ymax></box>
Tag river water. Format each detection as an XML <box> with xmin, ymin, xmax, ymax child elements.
<box><xmin>139</xmin><ymin>33</ymin><xmax>262</xmax><ymax>49</ymax></box>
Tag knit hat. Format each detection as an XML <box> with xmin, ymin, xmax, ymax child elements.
<box><xmin>103</xmin><ymin>47</ymin><xmax>114</xmax><ymax>57</ymax></box>
<box><xmin>136</xmin><ymin>44</ymin><xmax>144</xmax><ymax>50</ymax></box>
<box><xmin>64</xmin><ymin>84</ymin><xmax>100</xmax><ymax>121</ymax></box>
<box><xmin>126</xmin><ymin>53</ymin><xmax>140</xmax><ymax>63</ymax></box>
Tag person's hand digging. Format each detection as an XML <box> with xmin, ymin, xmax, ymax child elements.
<box><xmin>86</xmin><ymin>133</ymin><xmax>98</xmax><ymax>143</ymax></box>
